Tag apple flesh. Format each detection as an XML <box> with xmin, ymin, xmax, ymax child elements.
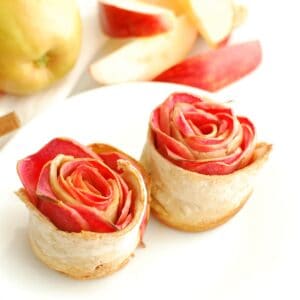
<box><xmin>232</xmin><ymin>4</ymin><xmax>248</xmax><ymax>28</ymax></box>
<box><xmin>139</xmin><ymin>0</ymin><xmax>183</xmax><ymax>15</ymax></box>
<box><xmin>178</xmin><ymin>0</ymin><xmax>234</xmax><ymax>47</ymax></box>
<box><xmin>0</xmin><ymin>0</ymin><xmax>82</xmax><ymax>96</ymax></box>
<box><xmin>99</xmin><ymin>0</ymin><xmax>176</xmax><ymax>38</ymax></box>
<box><xmin>90</xmin><ymin>16</ymin><xmax>198</xmax><ymax>84</ymax></box>
<box><xmin>154</xmin><ymin>41</ymin><xmax>262</xmax><ymax>92</ymax></box>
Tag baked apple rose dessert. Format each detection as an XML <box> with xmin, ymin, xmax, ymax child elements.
<box><xmin>16</xmin><ymin>138</ymin><xmax>150</xmax><ymax>279</ymax></box>
<box><xmin>141</xmin><ymin>92</ymin><xmax>271</xmax><ymax>232</ymax></box>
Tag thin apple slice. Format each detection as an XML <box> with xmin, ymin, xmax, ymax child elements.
<box><xmin>179</xmin><ymin>0</ymin><xmax>234</xmax><ymax>47</ymax></box>
<box><xmin>90</xmin><ymin>16</ymin><xmax>198</xmax><ymax>84</ymax></box>
<box><xmin>154</xmin><ymin>41</ymin><xmax>262</xmax><ymax>92</ymax></box>
<box><xmin>139</xmin><ymin>0</ymin><xmax>183</xmax><ymax>15</ymax></box>
<box><xmin>99</xmin><ymin>0</ymin><xmax>176</xmax><ymax>38</ymax></box>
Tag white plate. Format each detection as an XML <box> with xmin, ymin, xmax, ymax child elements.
<box><xmin>0</xmin><ymin>82</ymin><xmax>298</xmax><ymax>300</ymax></box>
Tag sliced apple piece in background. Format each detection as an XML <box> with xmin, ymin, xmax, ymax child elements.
<box><xmin>90</xmin><ymin>16</ymin><xmax>198</xmax><ymax>85</ymax></box>
<box><xmin>99</xmin><ymin>0</ymin><xmax>176</xmax><ymax>38</ymax></box>
<box><xmin>178</xmin><ymin>0</ymin><xmax>234</xmax><ymax>47</ymax></box>
<box><xmin>139</xmin><ymin>0</ymin><xmax>183</xmax><ymax>15</ymax></box>
<box><xmin>154</xmin><ymin>40</ymin><xmax>262</xmax><ymax>92</ymax></box>
<box><xmin>233</xmin><ymin>4</ymin><xmax>248</xmax><ymax>28</ymax></box>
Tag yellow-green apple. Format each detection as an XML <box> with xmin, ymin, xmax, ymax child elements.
<box><xmin>99</xmin><ymin>0</ymin><xmax>176</xmax><ymax>38</ymax></box>
<box><xmin>0</xmin><ymin>0</ymin><xmax>82</xmax><ymax>95</ymax></box>
<box><xmin>155</xmin><ymin>41</ymin><xmax>262</xmax><ymax>91</ymax></box>
<box><xmin>178</xmin><ymin>0</ymin><xmax>234</xmax><ymax>47</ymax></box>
<box><xmin>90</xmin><ymin>16</ymin><xmax>197</xmax><ymax>84</ymax></box>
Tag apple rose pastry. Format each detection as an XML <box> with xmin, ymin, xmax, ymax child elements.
<box><xmin>16</xmin><ymin>138</ymin><xmax>150</xmax><ymax>279</ymax></box>
<box><xmin>141</xmin><ymin>92</ymin><xmax>271</xmax><ymax>232</ymax></box>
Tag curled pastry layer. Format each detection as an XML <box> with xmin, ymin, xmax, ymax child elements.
<box><xmin>141</xmin><ymin>92</ymin><xmax>271</xmax><ymax>232</ymax></box>
<box><xmin>17</xmin><ymin>138</ymin><xmax>150</xmax><ymax>279</ymax></box>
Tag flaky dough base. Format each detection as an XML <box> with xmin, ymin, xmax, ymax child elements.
<box><xmin>150</xmin><ymin>191</ymin><xmax>252</xmax><ymax>232</ymax></box>
<box><xmin>29</xmin><ymin>224</ymin><xmax>132</xmax><ymax>280</ymax></box>
<box><xmin>141</xmin><ymin>132</ymin><xmax>272</xmax><ymax>232</ymax></box>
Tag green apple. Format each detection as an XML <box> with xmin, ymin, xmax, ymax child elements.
<box><xmin>0</xmin><ymin>0</ymin><xmax>82</xmax><ymax>95</ymax></box>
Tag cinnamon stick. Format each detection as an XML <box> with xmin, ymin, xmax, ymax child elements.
<box><xmin>0</xmin><ymin>111</ymin><xmax>21</xmax><ymax>137</ymax></box>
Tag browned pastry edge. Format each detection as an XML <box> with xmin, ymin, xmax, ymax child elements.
<box><xmin>150</xmin><ymin>191</ymin><xmax>252</xmax><ymax>232</ymax></box>
<box><xmin>29</xmin><ymin>234</ymin><xmax>133</xmax><ymax>280</ymax></box>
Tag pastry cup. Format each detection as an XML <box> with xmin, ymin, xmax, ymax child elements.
<box><xmin>17</xmin><ymin>142</ymin><xmax>150</xmax><ymax>279</ymax></box>
<box><xmin>141</xmin><ymin>131</ymin><xmax>272</xmax><ymax>232</ymax></box>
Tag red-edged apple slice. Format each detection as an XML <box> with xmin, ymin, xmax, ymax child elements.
<box><xmin>90</xmin><ymin>16</ymin><xmax>198</xmax><ymax>84</ymax></box>
<box><xmin>179</xmin><ymin>0</ymin><xmax>234</xmax><ymax>47</ymax></box>
<box><xmin>154</xmin><ymin>41</ymin><xmax>262</xmax><ymax>92</ymax></box>
<box><xmin>99</xmin><ymin>0</ymin><xmax>176</xmax><ymax>38</ymax></box>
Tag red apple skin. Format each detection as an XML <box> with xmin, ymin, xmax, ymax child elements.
<box><xmin>217</xmin><ymin>35</ymin><xmax>231</xmax><ymax>48</ymax></box>
<box><xmin>154</xmin><ymin>40</ymin><xmax>262</xmax><ymax>92</ymax></box>
<box><xmin>99</xmin><ymin>2</ymin><xmax>173</xmax><ymax>38</ymax></box>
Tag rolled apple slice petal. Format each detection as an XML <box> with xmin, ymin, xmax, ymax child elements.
<box><xmin>99</xmin><ymin>0</ymin><xmax>176</xmax><ymax>38</ymax></box>
<box><xmin>89</xmin><ymin>143</ymin><xmax>152</xmax><ymax>241</ymax></box>
<box><xmin>35</xmin><ymin>161</ymin><xmax>118</xmax><ymax>233</ymax></box>
<box><xmin>141</xmin><ymin>132</ymin><xmax>272</xmax><ymax>231</ymax></box>
<box><xmin>154</xmin><ymin>41</ymin><xmax>262</xmax><ymax>92</ymax></box>
<box><xmin>90</xmin><ymin>15</ymin><xmax>198</xmax><ymax>84</ymax></box>
<box><xmin>17</xmin><ymin>138</ymin><xmax>98</xmax><ymax>204</ymax></box>
<box><xmin>16</xmin><ymin>140</ymin><xmax>150</xmax><ymax>279</ymax></box>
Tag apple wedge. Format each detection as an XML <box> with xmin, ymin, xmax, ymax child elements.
<box><xmin>154</xmin><ymin>41</ymin><xmax>262</xmax><ymax>92</ymax></box>
<box><xmin>99</xmin><ymin>0</ymin><xmax>176</xmax><ymax>38</ymax></box>
<box><xmin>90</xmin><ymin>16</ymin><xmax>198</xmax><ymax>84</ymax></box>
<box><xmin>178</xmin><ymin>0</ymin><xmax>234</xmax><ymax>47</ymax></box>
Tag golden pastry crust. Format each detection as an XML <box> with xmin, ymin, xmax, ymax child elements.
<box><xmin>150</xmin><ymin>191</ymin><xmax>251</xmax><ymax>232</ymax></box>
<box><xmin>16</xmin><ymin>144</ymin><xmax>150</xmax><ymax>279</ymax></box>
<box><xmin>141</xmin><ymin>132</ymin><xmax>272</xmax><ymax>232</ymax></box>
<box><xmin>29</xmin><ymin>223</ymin><xmax>132</xmax><ymax>280</ymax></box>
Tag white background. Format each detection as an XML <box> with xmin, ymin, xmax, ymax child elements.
<box><xmin>1</xmin><ymin>0</ymin><xmax>300</xmax><ymax>299</ymax></box>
